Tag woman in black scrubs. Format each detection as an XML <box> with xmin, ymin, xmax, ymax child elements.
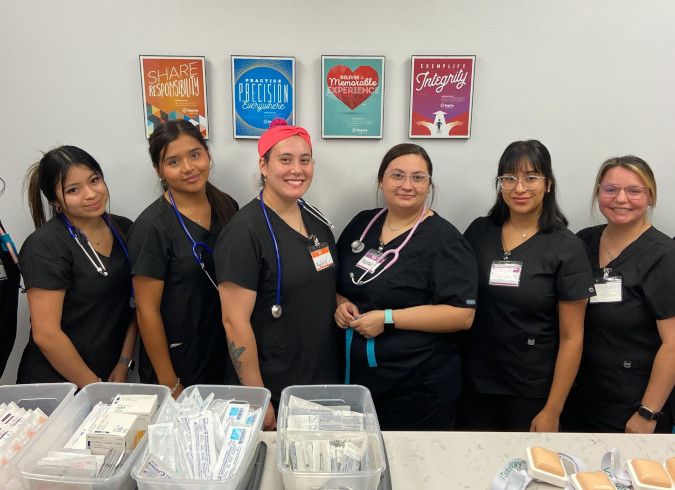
<box><xmin>215</xmin><ymin>119</ymin><xmax>341</xmax><ymax>430</ymax></box>
<box><xmin>335</xmin><ymin>143</ymin><xmax>478</xmax><ymax>430</ymax></box>
<box><xmin>18</xmin><ymin>146</ymin><xmax>136</xmax><ymax>387</ymax></box>
<box><xmin>128</xmin><ymin>120</ymin><xmax>238</xmax><ymax>399</ymax></box>
<box><xmin>458</xmin><ymin>140</ymin><xmax>594</xmax><ymax>432</ymax></box>
<box><xmin>0</xmin><ymin>178</ymin><xmax>21</xmax><ymax>377</ymax></box>
<box><xmin>564</xmin><ymin>156</ymin><xmax>675</xmax><ymax>433</ymax></box>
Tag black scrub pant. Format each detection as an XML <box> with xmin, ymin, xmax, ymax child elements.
<box><xmin>456</xmin><ymin>392</ymin><xmax>548</xmax><ymax>431</ymax></box>
<box><xmin>0</xmin><ymin>262</ymin><xmax>19</xmax><ymax>377</ymax></box>
<box><xmin>366</xmin><ymin>351</ymin><xmax>461</xmax><ymax>431</ymax></box>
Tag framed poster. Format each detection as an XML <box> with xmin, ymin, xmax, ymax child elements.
<box><xmin>231</xmin><ymin>56</ymin><xmax>295</xmax><ymax>139</ymax></box>
<box><xmin>139</xmin><ymin>56</ymin><xmax>208</xmax><ymax>138</ymax></box>
<box><xmin>409</xmin><ymin>55</ymin><xmax>475</xmax><ymax>139</ymax></box>
<box><xmin>322</xmin><ymin>56</ymin><xmax>385</xmax><ymax>139</ymax></box>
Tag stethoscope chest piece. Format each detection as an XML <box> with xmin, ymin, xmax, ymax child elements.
<box><xmin>271</xmin><ymin>304</ymin><xmax>282</xmax><ymax>319</ymax></box>
<box><xmin>351</xmin><ymin>240</ymin><xmax>365</xmax><ymax>254</ymax></box>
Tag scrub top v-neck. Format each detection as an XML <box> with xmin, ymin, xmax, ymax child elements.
<box><xmin>128</xmin><ymin>195</ymin><xmax>237</xmax><ymax>386</ymax></box>
<box><xmin>463</xmin><ymin>216</ymin><xmax>594</xmax><ymax>398</ymax></box>
<box><xmin>17</xmin><ymin>214</ymin><xmax>134</xmax><ymax>383</ymax></box>
<box><xmin>214</xmin><ymin>198</ymin><xmax>341</xmax><ymax>404</ymax></box>
<box><xmin>570</xmin><ymin>224</ymin><xmax>675</xmax><ymax>431</ymax></box>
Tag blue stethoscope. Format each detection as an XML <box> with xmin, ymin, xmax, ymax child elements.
<box><xmin>60</xmin><ymin>213</ymin><xmax>135</xmax><ymax>308</ymax></box>
<box><xmin>259</xmin><ymin>190</ymin><xmax>334</xmax><ymax>318</ymax></box>
<box><xmin>167</xmin><ymin>190</ymin><xmax>218</xmax><ymax>290</ymax></box>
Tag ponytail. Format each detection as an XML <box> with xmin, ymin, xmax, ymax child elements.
<box><xmin>26</xmin><ymin>162</ymin><xmax>47</xmax><ymax>229</ymax></box>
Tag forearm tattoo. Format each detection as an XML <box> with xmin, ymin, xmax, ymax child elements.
<box><xmin>228</xmin><ymin>340</ymin><xmax>246</xmax><ymax>379</ymax></box>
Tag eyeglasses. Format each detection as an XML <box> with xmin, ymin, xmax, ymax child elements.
<box><xmin>385</xmin><ymin>171</ymin><xmax>430</xmax><ymax>185</ymax></box>
<box><xmin>598</xmin><ymin>184</ymin><xmax>649</xmax><ymax>199</ymax></box>
<box><xmin>497</xmin><ymin>175</ymin><xmax>546</xmax><ymax>190</ymax></box>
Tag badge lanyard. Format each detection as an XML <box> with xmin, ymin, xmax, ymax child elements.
<box><xmin>167</xmin><ymin>190</ymin><xmax>218</xmax><ymax>290</ymax></box>
<box><xmin>259</xmin><ymin>190</ymin><xmax>334</xmax><ymax>319</ymax></box>
<box><xmin>61</xmin><ymin>213</ymin><xmax>135</xmax><ymax>308</ymax></box>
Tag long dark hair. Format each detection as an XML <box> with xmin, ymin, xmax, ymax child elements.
<box><xmin>487</xmin><ymin>140</ymin><xmax>567</xmax><ymax>232</ymax></box>
<box><xmin>25</xmin><ymin>146</ymin><xmax>106</xmax><ymax>228</ymax></box>
<box><xmin>148</xmin><ymin>120</ymin><xmax>237</xmax><ymax>225</ymax></box>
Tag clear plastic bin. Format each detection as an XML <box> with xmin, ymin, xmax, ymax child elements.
<box><xmin>277</xmin><ymin>385</ymin><xmax>386</xmax><ymax>490</ymax></box>
<box><xmin>131</xmin><ymin>384</ymin><xmax>271</xmax><ymax>490</ymax></box>
<box><xmin>0</xmin><ymin>382</ymin><xmax>76</xmax><ymax>487</ymax></box>
<box><xmin>15</xmin><ymin>382</ymin><xmax>170</xmax><ymax>489</ymax></box>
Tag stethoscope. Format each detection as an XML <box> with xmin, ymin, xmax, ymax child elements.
<box><xmin>60</xmin><ymin>213</ymin><xmax>135</xmax><ymax>308</ymax></box>
<box><xmin>167</xmin><ymin>190</ymin><xmax>218</xmax><ymax>290</ymax></box>
<box><xmin>349</xmin><ymin>206</ymin><xmax>428</xmax><ymax>286</ymax></box>
<box><xmin>259</xmin><ymin>190</ymin><xmax>334</xmax><ymax>318</ymax></box>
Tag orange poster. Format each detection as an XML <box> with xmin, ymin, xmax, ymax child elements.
<box><xmin>139</xmin><ymin>56</ymin><xmax>208</xmax><ymax>138</ymax></box>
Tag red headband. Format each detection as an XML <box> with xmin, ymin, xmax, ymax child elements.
<box><xmin>258</xmin><ymin>118</ymin><xmax>312</xmax><ymax>158</ymax></box>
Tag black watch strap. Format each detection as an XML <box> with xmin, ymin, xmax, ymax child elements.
<box><xmin>635</xmin><ymin>403</ymin><xmax>660</xmax><ymax>421</ymax></box>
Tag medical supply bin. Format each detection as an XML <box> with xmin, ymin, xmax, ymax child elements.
<box><xmin>15</xmin><ymin>382</ymin><xmax>170</xmax><ymax>489</ymax></box>
<box><xmin>0</xmin><ymin>382</ymin><xmax>76</xmax><ymax>488</ymax></box>
<box><xmin>131</xmin><ymin>384</ymin><xmax>271</xmax><ymax>490</ymax></box>
<box><xmin>277</xmin><ymin>384</ymin><xmax>386</xmax><ymax>490</ymax></box>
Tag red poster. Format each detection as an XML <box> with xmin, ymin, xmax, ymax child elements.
<box><xmin>140</xmin><ymin>56</ymin><xmax>208</xmax><ymax>138</ymax></box>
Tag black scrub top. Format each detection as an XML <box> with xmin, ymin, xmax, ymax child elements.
<box><xmin>463</xmin><ymin>216</ymin><xmax>594</xmax><ymax>398</ymax></box>
<box><xmin>337</xmin><ymin>209</ymin><xmax>478</xmax><ymax>393</ymax></box>
<box><xmin>128</xmin><ymin>195</ymin><xmax>237</xmax><ymax>386</ymax></box>
<box><xmin>214</xmin><ymin>198</ymin><xmax>341</xmax><ymax>403</ymax></box>
<box><xmin>0</xmin><ymin>219</ymin><xmax>21</xmax><ymax>377</ymax></box>
<box><xmin>574</xmin><ymin>225</ymin><xmax>675</xmax><ymax>420</ymax></box>
<box><xmin>17</xmin><ymin>214</ymin><xmax>134</xmax><ymax>383</ymax></box>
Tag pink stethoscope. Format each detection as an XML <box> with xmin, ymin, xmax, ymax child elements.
<box><xmin>349</xmin><ymin>206</ymin><xmax>428</xmax><ymax>286</ymax></box>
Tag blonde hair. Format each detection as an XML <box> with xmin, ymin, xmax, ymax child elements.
<box><xmin>592</xmin><ymin>156</ymin><xmax>657</xmax><ymax>211</ymax></box>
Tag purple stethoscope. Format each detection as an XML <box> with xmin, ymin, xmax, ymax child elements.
<box><xmin>349</xmin><ymin>206</ymin><xmax>428</xmax><ymax>286</ymax></box>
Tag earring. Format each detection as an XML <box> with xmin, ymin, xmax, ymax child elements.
<box><xmin>54</xmin><ymin>203</ymin><xmax>62</xmax><ymax>213</ymax></box>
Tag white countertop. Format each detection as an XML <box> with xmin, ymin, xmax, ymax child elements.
<box><xmin>257</xmin><ymin>430</ymin><xmax>675</xmax><ymax>489</ymax></box>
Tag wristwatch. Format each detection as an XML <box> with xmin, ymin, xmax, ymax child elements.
<box><xmin>635</xmin><ymin>403</ymin><xmax>660</xmax><ymax>421</ymax></box>
<box><xmin>383</xmin><ymin>309</ymin><xmax>396</xmax><ymax>332</ymax></box>
<box><xmin>118</xmin><ymin>356</ymin><xmax>135</xmax><ymax>371</ymax></box>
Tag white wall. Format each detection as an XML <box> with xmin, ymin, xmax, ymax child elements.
<box><xmin>1</xmin><ymin>0</ymin><xmax>674</xmax><ymax>384</ymax></box>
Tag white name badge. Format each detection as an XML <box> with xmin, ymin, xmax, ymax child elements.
<box><xmin>590</xmin><ymin>277</ymin><xmax>622</xmax><ymax>303</ymax></box>
<box><xmin>309</xmin><ymin>243</ymin><xmax>334</xmax><ymax>271</ymax></box>
<box><xmin>0</xmin><ymin>262</ymin><xmax>6</xmax><ymax>281</ymax></box>
<box><xmin>489</xmin><ymin>260</ymin><xmax>523</xmax><ymax>287</ymax></box>
<box><xmin>355</xmin><ymin>249</ymin><xmax>383</xmax><ymax>273</ymax></box>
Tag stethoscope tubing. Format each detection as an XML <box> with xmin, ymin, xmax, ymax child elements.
<box><xmin>167</xmin><ymin>190</ymin><xmax>218</xmax><ymax>290</ymax></box>
<box><xmin>350</xmin><ymin>206</ymin><xmax>428</xmax><ymax>286</ymax></box>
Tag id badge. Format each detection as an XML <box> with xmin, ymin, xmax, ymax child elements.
<box><xmin>355</xmin><ymin>249</ymin><xmax>383</xmax><ymax>273</ymax></box>
<box><xmin>309</xmin><ymin>242</ymin><xmax>334</xmax><ymax>271</ymax></box>
<box><xmin>489</xmin><ymin>260</ymin><xmax>523</xmax><ymax>287</ymax></box>
<box><xmin>590</xmin><ymin>276</ymin><xmax>622</xmax><ymax>303</ymax></box>
<box><xmin>0</xmin><ymin>262</ymin><xmax>6</xmax><ymax>281</ymax></box>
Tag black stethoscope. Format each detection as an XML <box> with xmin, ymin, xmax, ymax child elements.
<box><xmin>60</xmin><ymin>213</ymin><xmax>135</xmax><ymax>308</ymax></box>
<box><xmin>167</xmin><ymin>190</ymin><xmax>218</xmax><ymax>290</ymax></box>
<box><xmin>259</xmin><ymin>190</ymin><xmax>334</xmax><ymax>318</ymax></box>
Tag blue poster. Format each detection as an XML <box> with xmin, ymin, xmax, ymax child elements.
<box><xmin>231</xmin><ymin>56</ymin><xmax>295</xmax><ymax>139</ymax></box>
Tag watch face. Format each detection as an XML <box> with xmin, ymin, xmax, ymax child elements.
<box><xmin>638</xmin><ymin>406</ymin><xmax>656</xmax><ymax>420</ymax></box>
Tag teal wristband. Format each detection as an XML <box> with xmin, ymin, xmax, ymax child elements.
<box><xmin>383</xmin><ymin>309</ymin><xmax>395</xmax><ymax>331</ymax></box>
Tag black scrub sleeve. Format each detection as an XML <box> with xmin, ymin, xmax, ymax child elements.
<box><xmin>643</xmin><ymin>247</ymin><xmax>675</xmax><ymax>319</ymax></box>
<box><xmin>430</xmin><ymin>226</ymin><xmax>478</xmax><ymax>308</ymax></box>
<box><xmin>214</xmin><ymin>226</ymin><xmax>261</xmax><ymax>291</ymax></box>
<box><xmin>128</xmin><ymin>219</ymin><xmax>169</xmax><ymax>280</ymax></box>
<box><xmin>551</xmin><ymin>232</ymin><xmax>595</xmax><ymax>301</ymax></box>
<box><xmin>19</xmin><ymin>232</ymin><xmax>72</xmax><ymax>290</ymax></box>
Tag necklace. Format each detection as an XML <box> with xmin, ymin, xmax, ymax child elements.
<box><xmin>506</xmin><ymin>221</ymin><xmax>538</xmax><ymax>239</ymax></box>
<box><xmin>386</xmin><ymin>209</ymin><xmax>427</xmax><ymax>231</ymax></box>
<box><xmin>603</xmin><ymin>222</ymin><xmax>649</xmax><ymax>262</ymax></box>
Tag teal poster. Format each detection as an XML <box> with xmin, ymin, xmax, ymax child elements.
<box><xmin>322</xmin><ymin>56</ymin><xmax>384</xmax><ymax>139</ymax></box>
